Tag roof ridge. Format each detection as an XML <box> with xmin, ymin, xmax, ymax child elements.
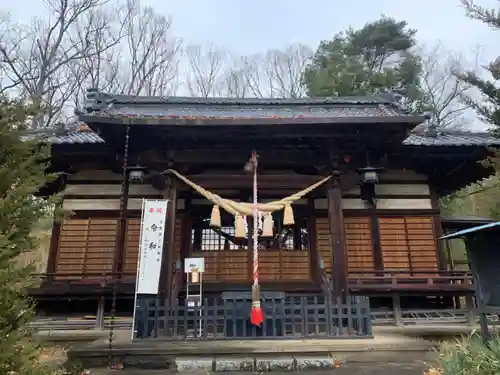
<box><xmin>84</xmin><ymin>88</ymin><xmax>401</xmax><ymax>112</ymax></box>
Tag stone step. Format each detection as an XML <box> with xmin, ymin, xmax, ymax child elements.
<box><xmin>85</xmin><ymin>362</ymin><xmax>428</xmax><ymax>374</ymax></box>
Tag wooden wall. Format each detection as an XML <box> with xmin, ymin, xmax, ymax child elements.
<box><xmin>314</xmin><ymin>170</ymin><xmax>433</xmax><ymax>211</ymax></box>
<box><xmin>56</xmin><ymin>218</ymin><xmax>117</xmax><ymax>279</ymax></box>
<box><xmin>55</xmin><ymin>216</ymin><xmax>183</xmax><ymax>280</ymax></box>
<box><xmin>190</xmin><ymin>250</ymin><xmax>311</xmax><ymax>283</ymax></box>
<box><xmin>315</xmin><ymin>169</ymin><xmax>440</xmax><ymax>277</ymax></box>
<box><xmin>52</xmin><ymin>168</ymin><xmax>440</xmax><ymax>284</ymax></box>
<box><xmin>316</xmin><ymin>217</ymin><xmax>375</xmax><ymax>275</ymax></box>
<box><xmin>378</xmin><ymin>216</ymin><xmax>438</xmax><ymax>275</ymax></box>
<box><xmin>54</xmin><ymin>169</ymin><xmax>185</xmax><ymax>280</ymax></box>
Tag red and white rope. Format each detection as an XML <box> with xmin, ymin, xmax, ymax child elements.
<box><xmin>252</xmin><ymin>159</ymin><xmax>259</xmax><ymax>288</ymax></box>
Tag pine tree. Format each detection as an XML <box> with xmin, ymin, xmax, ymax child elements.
<box><xmin>302</xmin><ymin>16</ymin><xmax>423</xmax><ymax>109</ymax></box>
<box><xmin>458</xmin><ymin>0</ymin><xmax>500</xmax><ymax>136</ymax></box>
<box><xmin>0</xmin><ymin>97</ymin><xmax>62</xmax><ymax>374</ymax></box>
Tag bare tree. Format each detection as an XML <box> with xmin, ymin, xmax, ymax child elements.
<box><xmin>0</xmin><ymin>0</ymin><xmax>119</xmax><ymax>127</ymax></box>
<box><xmin>417</xmin><ymin>43</ymin><xmax>477</xmax><ymax>129</ymax></box>
<box><xmin>239</xmin><ymin>44</ymin><xmax>312</xmax><ymax>98</ymax></box>
<box><xmin>183</xmin><ymin>43</ymin><xmax>228</xmax><ymax>97</ymax></box>
<box><xmin>219</xmin><ymin>65</ymin><xmax>250</xmax><ymax>98</ymax></box>
<box><xmin>71</xmin><ymin>0</ymin><xmax>182</xmax><ymax>105</ymax></box>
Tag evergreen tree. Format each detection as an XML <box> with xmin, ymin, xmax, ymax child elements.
<box><xmin>458</xmin><ymin>0</ymin><xmax>500</xmax><ymax>136</ymax></box>
<box><xmin>0</xmin><ymin>97</ymin><xmax>62</xmax><ymax>374</ymax></box>
<box><xmin>302</xmin><ymin>16</ymin><xmax>424</xmax><ymax>111</ymax></box>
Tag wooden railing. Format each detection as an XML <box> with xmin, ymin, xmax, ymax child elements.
<box><xmin>348</xmin><ymin>270</ymin><xmax>474</xmax><ymax>291</ymax></box>
<box><xmin>30</xmin><ymin>271</ymin><xmax>137</xmax><ymax>284</ymax></box>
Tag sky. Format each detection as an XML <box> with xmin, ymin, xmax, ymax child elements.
<box><xmin>2</xmin><ymin>0</ymin><xmax>500</xmax><ymax>130</ymax></box>
<box><xmin>3</xmin><ymin>0</ymin><xmax>499</xmax><ymax>60</ymax></box>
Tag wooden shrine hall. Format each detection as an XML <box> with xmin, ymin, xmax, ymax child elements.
<box><xmin>32</xmin><ymin>88</ymin><xmax>500</xmax><ymax>314</ymax></box>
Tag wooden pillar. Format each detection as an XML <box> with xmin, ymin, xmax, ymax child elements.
<box><xmin>370</xmin><ymin>215</ymin><xmax>384</xmax><ymax>273</ymax></box>
<box><xmin>465</xmin><ymin>293</ymin><xmax>476</xmax><ymax>326</ymax></box>
<box><xmin>327</xmin><ymin>179</ymin><xmax>347</xmax><ymax>301</ymax></box>
<box><xmin>95</xmin><ymin>296</ymin><xmax>105</xmax><ymax>329</ymax></box>
<box><xmin>46</xmin><ymin>174</ymin><xmax>67</xmax><ymax>281</ymax></box>
<box><xmin>159</xmin><ymin>177</ymin><xmax>177</xmax><ymax>300</ymax></box>
<box><xmin>430</xmin><ymin>190</ymin><xmax>447</xmax><ymax>271</ymax></box>
<box><xmin>392</xmin><ymin>293</ymin><xmax>403</xmax><ymax>327</ymax></box>
<box><xmin>308</xmin><ymin>197</ymin><xmax>319</xmax><ymax>284</ymax></box>
<box><xmin>114</xmin><ymin>173</ymin><xmax>130</xmax><ymax>278</ymax></box>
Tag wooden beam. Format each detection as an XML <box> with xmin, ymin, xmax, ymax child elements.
<box><xmin>327</xmin><ymin>179</ymin><xmax>347</xmax><ymax>301</ymax></box>
<box><xmin>169</xmin><ymin>150</ymin><xmax>329</xmax><ymax>166</ymax></box>
<box><xmin>181</xmin><ymin>173</ymin><xmax>327</xmax><ymax>190</ymax></box>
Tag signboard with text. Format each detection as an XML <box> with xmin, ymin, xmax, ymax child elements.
<box><xmin>135</xmin><ymin>199</ymin><xmax>169</xmax><ymax>295</ymax></box>
<box><xmin>184</xmin><ymin>257</ymin><xmax>205</xmax><ymax>273</ymax></box>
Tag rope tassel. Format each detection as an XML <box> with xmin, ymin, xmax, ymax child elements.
<box><xmin>210</xmin><ymin>205</ymin><xmax>221</xmax><ymax>228</ymax></box>
<box><xmin>250</xmin><ymin>150</ymin><xmax>264</xmax><ymax>327</ymax></box>
<box><xmin>283</xmin><ymin>204</ymin><xmax>295</xmax><ymax>226</ymax></box>
<box><xmin>262</xmin><ymin>213</ymin><xmax>274</xmax><ymax>237</ymax></box>
<box><xmin>234</xmin><ymin>214</ymin><xmax>246</xmax><ymax>239</ymax></box>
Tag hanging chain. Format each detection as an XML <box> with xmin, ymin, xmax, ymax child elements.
<box><xmin>108</xmin><ymin>124</ymin><xmax>130</xmax><ymax>370</ymax></box>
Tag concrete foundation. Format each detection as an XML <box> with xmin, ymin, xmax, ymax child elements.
<box><xmin>67</xmin><ymin>329</ymin><xmax>435</xmax><ymax>371</ymax></box>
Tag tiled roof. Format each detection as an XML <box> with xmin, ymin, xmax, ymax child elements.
<box><xmin>21</xmin><ymin>127</ymin><xmax>105</xmax><ymax>144</ymax></box>
<box><xmin>95</xmin><ymin>103</ymin><xmax>402</xmax><ymax>120</ymax></box>
<box><xmin>83</xmin><ymin>91</ymin><xmax>416</xmax><ymax>121</ymax></box>
<box><xmin>403</xmin><ymin>131</ymin><xmax>500</xmax><ymax>146</ymax></box>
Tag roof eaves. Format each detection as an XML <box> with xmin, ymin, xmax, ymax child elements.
<box><xmin>79</xmin><ymin>113</ymin><xmax>425</xmax><ymax>126</ymax></box>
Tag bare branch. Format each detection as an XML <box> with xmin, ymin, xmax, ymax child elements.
<box><xmin>69</xmin><ymin>0</ymin><xmax>182</xmax><ymax>109</ymax></box>
<box><xmin>183</xmin><ymin>43</ymin><xmax>227</xmax><ymax>97</ymax></box>
<box><xmin>0</xmin><ymin>0</ymin><xmax>115</xmax><ymax>127</ymax></box>
<box><xmin>239</xmin><ymin>44</ymin><xmax>312</xmax><ymax>98</ymax></box>
<box><xmin>417</xmin><ymin>42</ymin><xmax>476</xmax><ymax>129</ymax></box>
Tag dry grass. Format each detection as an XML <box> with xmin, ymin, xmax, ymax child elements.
<box><xmin>37</xmin><ymin>345</ymin><xmax>68</xmax><ymax>366</ymax></box>
<box><xmin>17</xmin><ymin>229</ymin><xmax>52</xmax><ymax>274</ymax></box>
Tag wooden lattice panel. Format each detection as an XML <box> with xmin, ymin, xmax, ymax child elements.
<box><xmin>123</xmin><ymin>218</ymin><xmax>141</xmax><ymax>278</ymax></box>
<box><xmin>85</xmin><ymin>219</ymin><xmax>117</xmax><ymax>275</ymax></box>
<box><xmin>379</xmin><ymin>216</ymin><xmax>438</xmax><ymax>276</ymax></box>
<box><xmin>344</xmin><ymin>217</ymin><xmax>375</xmax><ymax>275</ymax></box>
<box><xmin>280</xmin><ymin>251</ymin><xmax>310</xmax><ymax>281</ymax></box>
<box><xmin>260</xmin><ymin>251</ymin><xmax>281</xmax><ymax>282</ymax></box>
<box><xmin>315</xmin><ymin>217</ymin><xmax>332</xmax><ymax>274</ymax></box>
<box><xmin>191</xmin><ymin>251</ymin><xmax>249</xmax><ymax>282</ymax></box>
<box><xmin>405</xmin><ymin>217</ymin><xmax>438</xmax><ymax>273</ymax></box>
<box><xmin>56</xmin><ymin>218</ymin><xmax>117</xmax><ymax>280</ymax></box>
<box><xmin>379</xmin><ymin>217</ymin><xmax>411</xmax><ymax>274</ymax></box>
<box><xmin>56</xmin><ymin>219</ymin><xmax>89</xmax><ymax>280</ymax></box>
<box><xmin>123</xmin><ymin>216</ymin><xmax>183</xmax><ymax>278</ymax></box>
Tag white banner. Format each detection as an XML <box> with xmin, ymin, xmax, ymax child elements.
<box><xmin>135</xmin><ymin>199</ymin><xmax>169</xmax><ymax>295</ymax></box>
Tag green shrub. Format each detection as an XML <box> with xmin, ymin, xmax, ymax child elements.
<box><xmin>432</xmin><ymin>332</ymin><xmax>500</xmax><ymax>375</ymax></box>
